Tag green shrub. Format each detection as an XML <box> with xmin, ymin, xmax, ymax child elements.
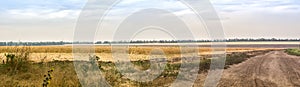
<box><xmin>225</xmin><ymin>53</ymin><xmax>248</xmax><ymax>65</ymax></box>
<box><xmin>199</xmin><ymin>59</ymin><xmax>211</xmax><ymax>72</ymax></box>
<box><xmin>285</xmin><ymin>48</ymin><xmax>300</xmax><ymax>56</ymax></box>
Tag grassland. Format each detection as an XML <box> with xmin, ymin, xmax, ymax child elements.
<box><xmin>0</xmin><ymin>46</ymin><xmax>278</xmax><ymax>62</ymax></box>
<box><xmin>0</xmin><ymin>46</ymin><xmax>278</xmax><ymax>86</ymax></box>
<box><xmin>0</xmin><ymin>46</ymin><xmax>274</xmax><ymax>53</ymax></box>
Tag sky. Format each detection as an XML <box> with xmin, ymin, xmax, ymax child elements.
<box><xmin>0</xmin><ymin>0</ymin><xmax>300</xmax><ymax>41</ymax></box>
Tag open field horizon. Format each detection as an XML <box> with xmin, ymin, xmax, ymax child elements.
<box><xmin>0</xmin><ymin>43</ymin><xmax>284</xmax><ymax>62</ymax></box>
<box><xmin>2</xmin><ymin>0</ymin><xmax>300</xmax><ymax>86</ymax></box>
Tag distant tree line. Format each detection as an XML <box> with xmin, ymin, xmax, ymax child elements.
<box><xmin>1</xmin><ymin>38</ymin><xmax>300</xmax><ymax>46</ymax></box>
<box><xmin>225</xmin><ymin>38</ymin><xmax>300</xmax><ymax>42</ymax></box>
<box><xmin>96</xmin><ymin>38</ymin><xmax>300</xmax><ymax>44</ymax></box>
<box><xmin>0</xmin><ymin>41</ymin><xmax>71</xmax><ymax>46</ymax></box>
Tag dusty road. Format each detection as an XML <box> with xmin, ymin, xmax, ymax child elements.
<box><xmin>217</xmin><ymin>51</ymin><xmax>300</xmax><ymax>87</ymax></box>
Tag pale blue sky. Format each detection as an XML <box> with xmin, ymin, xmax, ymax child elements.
<box><xmin>0</xmin><ymin>0</ymin><xmax>300</xmax><ymax>41</ymax></box>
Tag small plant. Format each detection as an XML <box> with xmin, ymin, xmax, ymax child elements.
<box><xmin>88</xmin><ymin>55</ymin><xmax>100</xmax><ymax>70</ymax></box>
<box><xmin>40</xmin><ymin>56</ymin><xmax>47</xmax><ymax>64</ymax></box>
<box><xmin>3</xmin><ymin>46</ymin><xmax>31</xmax><ymax>74</ymax></box>
<box><xmin>89</xmin><ymin>55</ymin><xmax>100</xmax><ymax>63</ymax></box>
<box><xmin>43</xmin><ymin>67</ymin><xmax>54</xmax><ymax>87</ymax></box>
<box><xmin>4</xmin><ymin>53</ymin><xmax>16</xmax><ymax>65</ymax></box>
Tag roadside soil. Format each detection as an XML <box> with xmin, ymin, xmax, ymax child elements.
<box><xmin>216</xmin><ymin>51</ymin><xmax>300</xmax><ymax>87</ymax></box>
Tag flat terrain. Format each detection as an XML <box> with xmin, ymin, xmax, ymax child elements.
<box><xmin>0</xmin><ymin>44</ymin><xmax>299</xmax><ymax>86</ymax></box>
<box><xmin>0</xmin><ymin>46</ymin><xmax>278</xmax><ymax>62</ymax></box>
<box><xmin>217</xmin><ymin>51</ymin><xmax>300</xmax><ymax>87</ymax></box>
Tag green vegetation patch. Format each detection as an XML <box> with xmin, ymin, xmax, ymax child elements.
<box><xmin>285</xmin><ymin>48</ymin><xmax>300</xmax><ymax>56</ymax></box>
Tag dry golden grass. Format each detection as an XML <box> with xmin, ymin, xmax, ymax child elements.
<box><xmin>0</xmin><ymin>46</ymin><xmax>279</xmax><ymax>62</ymax></box>
<box><xmin>0</xmin><ymin>46</ymin><xmax>277</xmax><ymax>53</ymax></box>
<box><xmin>0</xmin><ymin>61</ymin><xmax>81</xmax><ymax>86</ymax></box>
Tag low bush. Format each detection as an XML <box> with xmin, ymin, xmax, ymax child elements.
<box><xmin>3</xmin><ymin>46</ymin><xmax>31</xmax><ymax>74</ymax></box>
<box><xmin>285</xmin><ymin>48</ymin><xmax>300</xmax><ymax>56</ymax></box>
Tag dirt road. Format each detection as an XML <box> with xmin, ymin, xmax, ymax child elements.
<box><xmin>217</xmin><ymin>51</ymin><xmax>300</xmax><ymax>87</ymax></box>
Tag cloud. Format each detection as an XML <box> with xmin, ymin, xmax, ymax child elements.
<box><xmin>1</xmin><ymin>0</ymin><xmax>85</xmax><ymax>20</ymax></box>
<box><xmin>99</xmin><ymin>0</ymin><xmax>205</xmax><ymax>22</ymax></box>
<box><xmin>0</xmin><ymin>0</ymin><xmax>86</xmax><ymax>41</ymax></box>
<box><xmin>7</xmin><ymin>9</ymin><xmax>80</xmax><ymax>19</ymax></box>
<box><xmin>1</xmin><ymin>0</ymin><xmax>300</xmax><ymax>41</ymax></box>
<box><xmin>211</xmin><ymin>0</ymin><xmax>300</xmax><ymax>39</ymax></box>
<box><xmin>211</xmin><ymin>0</ymin><xmax>300</xmax><ymax>14</ymax></box>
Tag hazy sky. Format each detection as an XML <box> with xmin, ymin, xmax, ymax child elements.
<box><xmin>0</xmin><ymin>0</ymin><xmax>300</xmax><ymax>41</ymax></box>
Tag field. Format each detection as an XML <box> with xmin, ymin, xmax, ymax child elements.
<box><xmin>0</xmin><ymin>45</ymin><xmax>292</xmax><ymax>86</ymax></box>
<box><xmin>0</xmin><ymin>46</ymin><xmax>279</xmax><ymax>62</ymax></box>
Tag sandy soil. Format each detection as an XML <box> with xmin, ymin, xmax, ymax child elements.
<box><xmin>214</xmin><ymin>51</ymin><xmax>300</xmax><ymax>87</ymax></box>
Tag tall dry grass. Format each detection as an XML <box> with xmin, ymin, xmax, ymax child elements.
<box><xmin>0</xmin><ymin>46</ymin><xmax>274</xmax><ymax>54</ymax></box>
